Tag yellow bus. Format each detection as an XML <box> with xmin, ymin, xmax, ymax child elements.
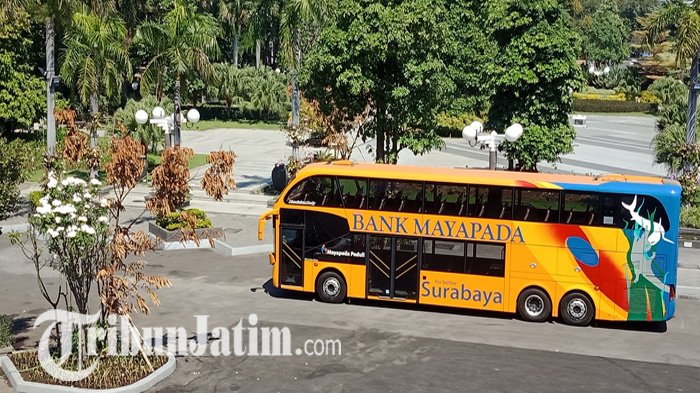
<box><xmin>258</xmin><ymin>161</ymin><xmax>681</xmax><ymax>325</ymax></box>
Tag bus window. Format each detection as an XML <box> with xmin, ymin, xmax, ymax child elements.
<box><xmin>514</xmin><ymin>189</ymin><xmax>560</xmax><ymax>222</ymax></box>
<box><xmin>280</xmin><ymin>208</ymin><xmax>305</xmax><ymax>225</ymax></box>
<box><xmin>563</xmin><ymin>192</ymin><xmax>600</xmax><ymax>225</ymax></box>
<box><xmin>285</xmin><ymin>176</ymin><xmax>341</xmax><ymax>207</ymax></box>
<box><xmin>469</xmin><ymin>186</ymin><xmax>513</xmax><ymax>219</ymax></box>
<box><xmin>425</xmin><ymin>184</ymin><xmax>467</xmax><ymax>216</ymax></box>
<box><xmin>469</xmin><ymin>242</ymin><xmax>505</xmax><ymax>277</ymax></box>
<box><xmin>601</xmin><ymin>194</ymin><xmax>619</xmax><ymax>227</ymax></box>
<box><xmin>422</xmin><ymin>239</ymin><xmax>467</xmax><ymax>273</ymax></box>
<box><xmin>305</xmin><ymin>211</ymin><xmax>351</xmax><ymax>261</ymax></box>
<box><xmin>369</xmin><ymin>179</ymin><xmax>422</xmax><ymax>212</ymax></box>
<box><xmin>338</xmin><ymin>177</ymin><xmax>367</xmax><ymax>209</ymax></box>
<box><xmin>619</xmin><ymin>194</ymin><xmax>669</xmax><ymax>231</ymax></box>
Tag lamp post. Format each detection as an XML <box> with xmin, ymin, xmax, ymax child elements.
<box><xmin>134</xmin><ymin>106</ymin><xmax>200</xmax><ymax>149</ymax></box>
<box><xmin>462</xmin><ymin>121</ymin><xmax>523</xmax><ymax>170</ymax></box>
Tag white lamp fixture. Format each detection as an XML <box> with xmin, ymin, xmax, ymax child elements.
<box><xmin>462</xmin><ymin>121</ymin><xmax>524</xmax><ymax>170</ymax></box>
<box><xmin>133</xmin><ymin>106</ymin><xmax>200</xmax><ymax>148</ymax></box>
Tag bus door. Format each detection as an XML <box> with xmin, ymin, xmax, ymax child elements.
<box><xmin>367</xmin><ymin>235</ymin><xmax>419</xmax><ymax>300</ymax></box>
<box><xmin>280</xmin><ymin>226</ymin><xmax>304</xmax><ymax>287</ymax></box>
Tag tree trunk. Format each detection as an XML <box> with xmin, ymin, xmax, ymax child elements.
<box><xmin>89</xmin><ymin>92</ymin><xmax>99</xmax><ymax>179</ymax></box>
<box><xmin>376</xmin><ymin>112</ymin><xmax>385</xmax><ymax>163</ymax></box>
<box><xmin>686</xmin><ymin>51</ymin><xmax>699</xmax><ymax>154</ymax></box>
<box><xmin>291</xmin><ymin>70</ymin><xmax>300</xmax><ymax>128</ymax></box>
<box><xmin>233</xmin><ymin>30</ymin><xmax>239</xmax><ymax>67</ymax></box>
<box><xmin>255</xmin><ymin>39</ymin><xmax>261</xmax><ymax>69</ymax></box>
<box><xmin>46</xmin><ymin>17</ymin><xmax>56</xmax><ymax>156</ymax></box>
<box><xmin>173</xmin><ymin>75</ymin><xmax>182</xmax><ymax>147</ymax></box>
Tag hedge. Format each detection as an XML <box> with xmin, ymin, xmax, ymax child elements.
<box><xmin>193</xmin><ymin>104</ymin><xmax>286</xmax><ymax>123</ymax></box>
<box><xmin>573</xmin><ymin>99</ymin><xmax>657</xmax><ymax>113</ymax></box>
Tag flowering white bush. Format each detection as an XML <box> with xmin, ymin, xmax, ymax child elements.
<box><xmin>29</xmin><ymin>172</ymin><xmax>110</xmax><ymax>314</ymax></box>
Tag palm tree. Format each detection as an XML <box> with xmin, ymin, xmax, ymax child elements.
<box><xmin>137</xmin><ymin>0</ymin><xmax>220</xmax><ymax>146</ymax></box>
<box><xmin>214</xmin><ymin>63</ymin><xmax>247</xmax><ymax>110</ymax></box>
<box><xmin>644</xmin><ymin>0</ymin><xmax>700</xmax><ymax>155</ymax></box>
<box><xmin>61</xmin><ymin>7</ymin><xmax>130</xmax><ymax>118</ymax></box>
<box><xmin>248</xmin><ymin>68</ymin><xmax>288</xmax><ymax>120</ymax></box>
<box><xmin>278</xmin><ymin>0</ymin><xmax>329</xmax><ymax>128</ymax></box>
<box><xmin>219</xmin><ymin>0</ymin><xmax>253</xmax><ymax>66</ymax></box>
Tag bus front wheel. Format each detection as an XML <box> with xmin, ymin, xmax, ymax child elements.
<box><xmin>517</xmin><ymin>288</ymin><xmax>551</xmax><ymax>322</ymax></box>
<box><xmin>559</xmin><ymin>292</ymin><xmax>595</xmax><ymax>326</ymax></box>
<box><xmin>316</xmin><ymin>271</ymin><xmax>347</xmax><ymax>304</ymax></box>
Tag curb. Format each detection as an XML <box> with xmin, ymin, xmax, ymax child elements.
<box><xmin>0</xmin><ymin>352</ymin><xmax>176</xmax><ymax>393</ymax></box>
<box><xmin>0</xmin><ymin>223</ymin><xmax>29</xmax><ymax>234</ymax></box>
<box><xmin>212</xmin><ymin>240</ymin><xmax>272</xmax><ymax>257</ymax></box>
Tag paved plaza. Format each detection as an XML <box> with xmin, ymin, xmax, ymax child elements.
<box><xmin>2</xmin><ymin>115</ymin><xmax>700</xmax><ymax>392</ymax></box>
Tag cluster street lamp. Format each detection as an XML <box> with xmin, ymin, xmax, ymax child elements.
<box><xmin>462</xmin><ymin>121</ymin><xmax>523</xmax><ymax>170</ymax></box>
<box><xmin>134</xmin><ymin>107</ymin><xmax>200</xmax><ymax>148</ymax></box>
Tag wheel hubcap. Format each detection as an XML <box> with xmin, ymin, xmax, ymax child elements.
<box><xmin>568</xmin><ymin>299</ymin><xmax>587</xmax><ymax>320</ymax></box>
<box><xmin>323</xmin><ymin>278</ymin><xmax>340</xmax><ymax>297</ymax></box>
<box><xmin>524</xmin><ymin>294</ymin><xmax>544</xmax><ymax>317</ymax></box>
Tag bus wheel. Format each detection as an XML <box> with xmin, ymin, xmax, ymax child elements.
<box><xmin>559</xmin><ymin>292</ymin><xmax>594</xmax><ymax>326</ymax></box>
<box><xmin>517</xmin><ymin>288</ymin><xmax>551</xmax><ymax>322</ymax></box>
<box><xmin>316</xmin><ymin>271</ymin><xmax>347</xmax><ymax>304</ymax></box>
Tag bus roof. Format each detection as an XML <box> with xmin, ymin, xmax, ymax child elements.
<box><xmin>296</xmin><ymin>161</ymin><xmax>678</xmax><ymax>193</ymax></box>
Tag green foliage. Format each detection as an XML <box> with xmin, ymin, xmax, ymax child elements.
<box><xmin>211</xmin><ymin>65</ymin><xmax>290</xmax><ymax>121</ymax></box>
<box><xmin>28</xmin><ymin>190</ymin><xmax>43</xmax><ymax>208</ymax></box>
<box><xmin>648</xmin><ymin>77</ymin><xmax>688</xmax><ymax>128</ymax></box>
<box><xmin>435</xmin><ymin>112</ymin><xmax>482</xmax><ymax>137</ymax></box>
<box><xmin>487</xmin><ymin>0</ymin><xmax>582</xmax><ymax>171</ymax></box>
<box><xmin>0</xmin><ymin>15</ymin><xmax>45</xmax><ymax>134</ymax></box>
<box><xmin>0</xmin><ymin>315</ymin><xmax>11</xmax><ymax>347</ymax></box>
<box><xmin>300</xmin><ymin>0</ymin><xmax>455</xmax><ymax>163</ymax></box>
<box><xmin>573</xmin><ymin>99</ymin><xmax>655</xmax><ymax>112</ymax></box>
<box><xmin>113</xmin><ymin>96</ymin><xmax>173</xmax><ymax>153</ymax></box>
<box><xmin>0</xmin><ymin>138</ymin><xmax>32</xmax><ymax>221</ymax></box>
<box><xmin>156</xmin><ymin>208</ymin><xmax>212</xmax><ymax>231</ymax></box>
<box><xmin>581</xmin><ymin>1</ymin><xmax>629</xmax><ymax>65</ymax></box>
<box><xmin>60</xmin><ymin>7</ymin><xmax>131</xmax><ymax>114</ymax></box>
<box><xmin>652</xmin><ymin>123</ymin><xmax>688</xmax><ymax>174</ymax></box>
<box><xmin>617</xmin><ymin>0</ymin><xmax>658</xmax><ymax>30</ymax></box>
<box><xmin>681</xmin><ymin>205</ymin><xmax>700</xmax><ymax>229</ymax></box>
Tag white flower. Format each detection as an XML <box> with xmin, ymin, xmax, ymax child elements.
<box><xmin>47</xmin><ymin>229</ymin><xmax>59</xmax><ymax>238</ymax></box>
<box><xmin>98</xmin><ymin>216</ymin><xmax>109</xmax><ymax>223</ymax></box>
<box><xmin>51</xmin><ymin>199</ymin><xmax>62</xmax><ymax>207</ymax></box>
<box><xmin>66</xmin><ymin>230</ymin><xmax>77</xmax><ymax>238</ymax></box>
<box><xmin>61</xmin><ymin>179</ymin><xmax>69</xmax><ymax>186</ymax></box>
<box><xmin>78</xmin><ymin>216</ymin><xmax>88</xmax><ymax>222</ymax></box>
<box><xmin>39</xmin><ymin>196</ymin><xmax>50</xmax><ymax>205</ymax></box>
<box><xmin>99</xmin><ymin>198</ymin><xmax>109</xmax><ymax>207</ymax></box>
<box><xmin>47</xmin><ymin>172</ymin><xmax>58</xmax><ymax>189</ymax></box>
<box><xmin>90</xmin><ymin>178</ymin><xmax>102</xmax><ymax>186</ymax></box>
<box><xmin>83</xmin><ymin>192</ymin><xmax>92</xmax><ymax>199</ymax></box>
<box><xmin>81</xmin><ymin>224</ymin><xmax>95</xmax><ymax>235</ymax></box>
<box><xmin>56</xmin><ymin>226</ymin><xmax>64</xmax><ymax>232</ymax></box>
<box><xmin>72</xmin><ymin>194</ymin><xmax>82</xmax><ymax>203</ymax></box>
<box><xmin>36</xmin><ymin>205</ymin><xmax>51</xmax><ymax>215</ymax></box>
<box><xmin>33</xmin><ymin>213</ymin><xmax>40</xmax><ymax>218</ymax></box>
<box><xmin>65</xmin><ymin>177</ymin><xmax>86</xmax><ymax>186</ymax></box>
<box><xmin>68</xmin><ymin>225</ymin><xmax>78</xmax><ymax>231</ymax></box>
<box><xmin>55</xmin><ymin>217</ymin><xmax>61</xmax><ymax>223</ymax></box>
<box><xmin>54</xmin><ymin>205</ymin><xmax>77</xmax><ymax>215</ymax></box>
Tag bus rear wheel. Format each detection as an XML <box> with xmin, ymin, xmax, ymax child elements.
<box><xmin>316</xmin><ymin>271</ymin><xmax>347</xmax><ymax>304</ymax></box>
<box><xmin>517</xmin><ymin>288</ymin><xmax>551</xmax><ymax>322</ymax></box>
<box><xmin>559</xmin><ymin>292</ymin><xmax>594</xmax><ymax>326</ymax></box>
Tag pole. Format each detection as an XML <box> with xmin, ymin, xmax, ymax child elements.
<box><xmin>489</xmin><ymin>150</ymin><xmax>497</xmax><ymax>170</ymax></box>
<box><xmin>686</xmin><ymin>52</ymin><xmax>699</xmax><ymax>150</ymax></box>
<box><xmin>45</xmin><ymin>17</ymin><xmax>56</xmax><ymax>156</ymax></box>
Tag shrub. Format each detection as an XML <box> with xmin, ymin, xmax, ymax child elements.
<box><xmin>0</xmin><ymin>138</ymin><xmax>31</xmax><ymax>221</ymax></box>
<box><xmin>681</xmin><ymin>205</ymin><xmax>700</xmax><ymax>229</ymax></box>
<box><xmin>573</xmin><ymin>99</ymin><xmax>656</xmax><ymax>113</ymax></box>
<box><xmin>0</xmin><ymin>315</ymin><xmax>11</xmax><ymax>347</ymax></box>
<box><xmin>435</xmin><ymin>112</ymin><xmax>482</xmax><ymax>137</ymax></box>
<box><xmin>28</xmin><ymin>190</ymin><xmax>43</xmax><ymax>208</ymax></box>
<box><xmin>156</xmin><ymin>208</ymin><xmax>212</xmax><ymax>231</ymax></box>
<box><xmin>639</xmin><ymin>90</ymin><xmax>661</xmax><ymax>104</ymax></box>
<box><xmin>572</xmin><ymin>92</ymin><xmax>626</xmax><ymax>101</ymax></box>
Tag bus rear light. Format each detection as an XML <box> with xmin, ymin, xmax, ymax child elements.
<box><xmin>670</xmin><ymin>284</ymin><xmax>676</xmax><ymax>301</ymax></box>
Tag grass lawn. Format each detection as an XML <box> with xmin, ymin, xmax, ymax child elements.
<box><xmin>184</xmin><ymin>119</ymin><xmax>283</xmax><ymax>131</ymax></box>
<box><xmin>146</xmin><ymin>152</ymin><xmax>209</xmax><ymax>169</ymax></box>
<box><xmin>571</xmin><ymin>112</ymin><xmax>656</xmax><ymax>117</ymax></box>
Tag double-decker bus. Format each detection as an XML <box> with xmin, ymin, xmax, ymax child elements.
<box><xmin>258</xmin><ymin>161</ymin><xmax>681</xmax><ymax>325</ymax></box>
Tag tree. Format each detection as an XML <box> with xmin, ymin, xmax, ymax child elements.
<box><xmin>137</xmin><ymin>0</ymin><xmax>220</xmax><ymax>146</ymax></box>
<box><xmin>219</xmin><ymin>0</ymin><xmax>253</xmax><ymax>66</ymax></box>
<box><xmin>0</xmin><ymin>16</ymin><xmax>45</xmax><ymax>135</ymax></box>
<box><xmin>487</xmin><ymin>0</ymin><xmax>582</xmax><ymax>171</ymax></box>
<box><xmin>617</xmin><ymin>0</ymin><xmax>657</xmax><ymax>31</ymax></box>
<box><xmin>0</xmin><ymin>139</ymin><xmax>31</xmax><ymax>224</ymax></box>
<box><xmin>279</xmin><ymin>0</ymin><xmax>330</xmax><ymax>128</ymax></box>
<box><xmin>214</xmin><ymin>63</ymin><xmax>247</xmax><ymax>109</ymax></box>
<box><xmin>300</xmin><ymin>0</ymin><xmax>455</xmax><ymax>163</ymax></box>
<box><xmin>582</xmin><ymin>1</ymin><xmax>629</xmax><ymax>65</ymax></box>
<box><xmin>60</xmin><ymin>7</ymin><xmax>130</xmax><ymax>117</ymax></box>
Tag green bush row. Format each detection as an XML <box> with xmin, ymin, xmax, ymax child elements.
<box><xmin>0</xmin><ymin>315</ymin><xmax>12</xmax><ymax>347</ymax></box>
<box><xmin>195</xmin><ymin>104</ymin><xmax>286</xmax><ymax>123</ymax></box>
<box><xmin>156</xmin><ymin>208</ymin><xmax>212</xmax><ymax>231</ymax></box>
<box><xmin>573</xmin><ymin>99</ymin><xmax>657</xmax><ymax>113</ymax></box>
<box><xmin>681</xmin><ymin>205</ymin><xmax>700</xmax><ymax>229</ymax></box>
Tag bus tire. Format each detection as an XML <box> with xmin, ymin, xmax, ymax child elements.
<box><xmin>559</xmin><ymin>292</ymin><xmax>595</xmax><ymax>326</ymax></box>
<box><xmin>316</xmin><ymin>271</ymin><xmax>347</xmax><ymax>304</ymax></box>
<box><xmin>517</xmin><ymin>288</ymin><xmax>551</xmax><ymax>322</ymax></box>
